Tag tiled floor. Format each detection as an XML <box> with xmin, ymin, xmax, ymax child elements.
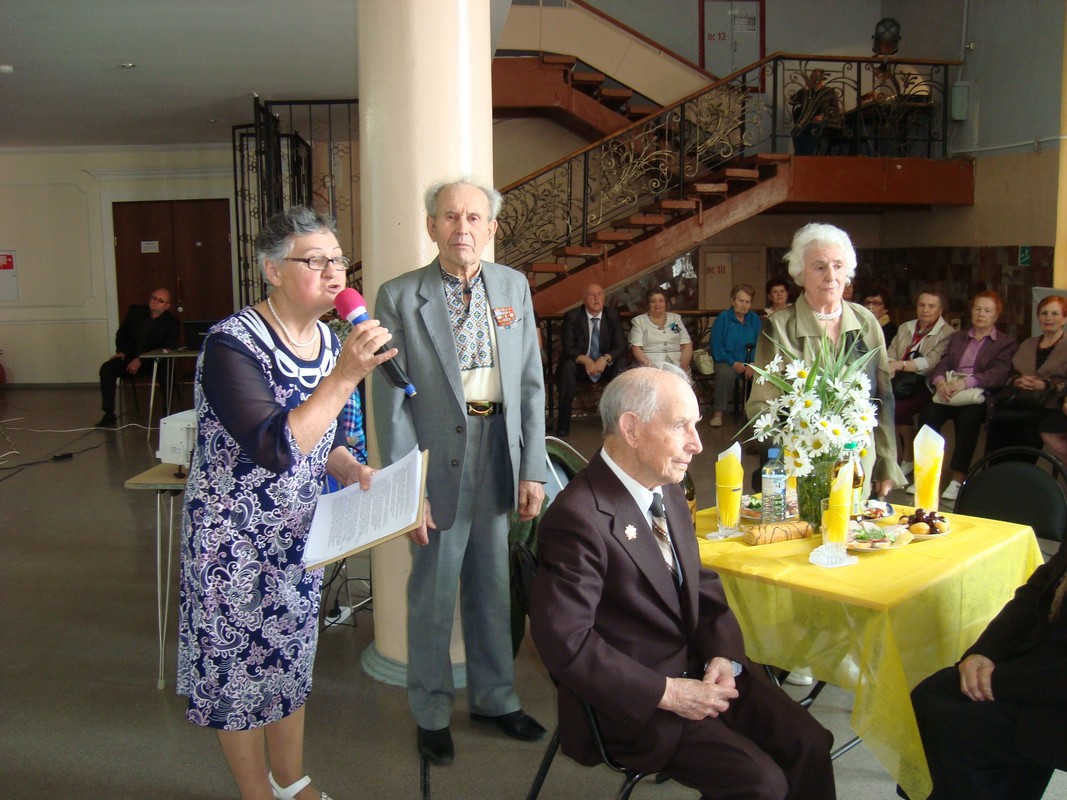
<box><xmin>1</xmin><ymin>386</ymin><xmax>1063</xmax><ymax>798</ymax></box>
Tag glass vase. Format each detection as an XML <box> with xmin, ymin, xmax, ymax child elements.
<box><xmin>797</xmin><ymin>457</ymin><xmax>836</xmax><ymax>531</ymax></box>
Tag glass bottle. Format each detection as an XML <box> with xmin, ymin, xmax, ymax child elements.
<box><xmin>833</xmin><ymin>441</ymin><xmax>865</xmax><ymax>517</ymax></box>
<box><xmin>761</xmin><ymin>448</ymin><xmax>788</xmax><ymax>523</ymax></box>
<box><xmin>680</xmin><ymin>469</ymin><xmax>697</xmax><ymax>526</ymax></box>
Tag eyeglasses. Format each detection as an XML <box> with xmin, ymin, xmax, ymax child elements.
<box><xmin>284</xmin><ymin>256</ymin><xmax>352</xmax><ymax>271</ymax></box>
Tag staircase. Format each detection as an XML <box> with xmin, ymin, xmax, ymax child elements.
<box><xmin>493</xmin><ymin>53</ymin><xmax>661</xmax><ymax>140</ymax></box>
<box><xmin>494</xmin><ymin>52</ymin><xmax>970</xmax><ymax>315</ymax></box>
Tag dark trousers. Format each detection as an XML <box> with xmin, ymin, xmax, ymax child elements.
<box><xmin>918</xmin><ymin>401</ymin><xmax>988</xmax><ymax>474</ymax></box>
<box><xmin>910</xmin><ymin>667</ymin><xmax>1053</xmax><ymax>800</ymax></box>
<box><xmin>985</xmin><ymin>408</ymin><xmax>1048</xmax><ymax>455</ymax></box>
<box><xmin>662</xmin><ymin>669</ymin><xmax>836</xmax><ymax>800</ymax></box>
<box><xmin>99</xmin><ymin>357</ymin><xmax>163</xmax><ymax>415</ymax></box>
<box><xmin>99</xmin><ymin>357</ymin><xmax>133</xmax><ymax>415</ymax></box>
<box><xmin>555</xmin><ymin>360</ymin><xmax>618</xmax><ymax>432</ymax></box>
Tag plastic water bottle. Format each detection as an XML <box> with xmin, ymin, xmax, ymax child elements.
<box><xmin>761</xmin><ymin>448</ymin><xmax>788</xmax><ymax>524</ymax></box>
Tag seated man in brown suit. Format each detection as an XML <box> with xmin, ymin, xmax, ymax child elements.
<box><xmin>530</xmin><ymin>364</ymin><xmax>836</xmax><ymax>800</ymax></box>
<box><xmin>906</xmin><ymin>536</ymin><xmax>1067</xmax><ymax>799</ymax></box>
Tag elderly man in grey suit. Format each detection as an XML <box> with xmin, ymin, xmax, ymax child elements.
<box><xmin>374</xmin><ymin>178</ymin><xmax>548</xmax><ymax>765</ymax></box>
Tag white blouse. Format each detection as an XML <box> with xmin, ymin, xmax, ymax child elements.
<box><xmin>629</xmin><ymin>312</ymin><xmax>692</xmax><ymax>366</ymax></box>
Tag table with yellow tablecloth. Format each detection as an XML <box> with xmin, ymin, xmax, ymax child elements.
<box><xmin>695</xmin><ymin>506</ymin><xmax>1043</xmax><ymax>800</ymax></box>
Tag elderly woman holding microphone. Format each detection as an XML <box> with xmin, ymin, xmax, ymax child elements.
<box><xmin>178</xmin><ymin>207</ymin><xmax>394</xmax><ymax>800</ymax></box>
<box><xmin>746</xmin><ymin>222</ymin><xmax>905</xmax><ymax>499</ymax></box>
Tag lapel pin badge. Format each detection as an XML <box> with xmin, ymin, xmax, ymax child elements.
<box><xmin>624</xmin><ymin>524</ymin><xmax>637</xmax><ymax>541</ymax></box>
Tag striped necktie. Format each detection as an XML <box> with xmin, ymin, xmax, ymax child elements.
<box><xmin>650</xmin><ymin>492</ymin><xmax>681</xmax><ymax>587</ymax></box>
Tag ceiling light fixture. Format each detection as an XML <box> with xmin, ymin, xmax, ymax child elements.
<box><xmin>120</xmin><ymin>62</ymin><xmax>136</xmax><ymax>69</ymax></box>
<box><xmin>0</xmin><ymin>65</ymin><xmax>14</xmax><ymax>74</ymax></box>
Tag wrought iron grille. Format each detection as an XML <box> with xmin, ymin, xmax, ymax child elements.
<box><xmin>495</xmin><ymin>53</ymin><xmax>954</xmax><ymax>275</ymax></box>
<box><xmin>232</xmin><ymin>97</ymin><xmax>361</xmax><ymax>307</ymax></box>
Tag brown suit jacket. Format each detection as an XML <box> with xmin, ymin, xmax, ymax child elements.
<box><xmin>529</xmin><ymin>453</ymin><xmax>749</xmax><ymax>771</ymax></box>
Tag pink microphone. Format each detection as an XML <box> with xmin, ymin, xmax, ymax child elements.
<box><xmin>335</xmin><ymin>288</ymin><xmax>416</xmax><ymax>397</ymax></box>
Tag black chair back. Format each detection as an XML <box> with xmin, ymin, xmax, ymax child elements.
<box><xmin>955</xmin><ymin>446</ymin><xmax>1067</xmax><ymax>543</ymax></box>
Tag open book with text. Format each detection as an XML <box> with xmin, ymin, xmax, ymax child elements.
<box><xmin>304</xmin><ymin>446</ymin><xmax>427</xmax><ymax>569</ymax></box>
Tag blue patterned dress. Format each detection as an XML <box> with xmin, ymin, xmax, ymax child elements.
<box><xmin>177</xmin><ymin>308</ymin><xmax>341</xmax><ymax>729</ymax></box>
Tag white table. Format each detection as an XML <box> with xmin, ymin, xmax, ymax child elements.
<box><xmin>125</xmin><ymin>463</ymin><xmax>187</xmax><ymax>689</ymax></box>
<box><xmin>140</xmin><ymin>348</ymin><xmax>199</xmax><ymax>442</ymax></box>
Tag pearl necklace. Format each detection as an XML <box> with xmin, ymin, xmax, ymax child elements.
<box><xmin>814</xmin><ymin>307</ymin><xmax>843</xmax><ymax>321</ymax></box>
<box><xmin>267</xmin><ymin>296</ymin><xmax>316</xmax><ymax>348</ymax></box>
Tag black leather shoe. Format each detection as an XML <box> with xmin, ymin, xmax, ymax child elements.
<box><xmin>416</xmin><ymin>726</ymin><xmax>454</xmax><ymax>765</ymax></box>
<box><xmin>553</xmin><ymin>428</ymin><xmax>569</xmax><ymax>438</ymax></box>
<box><xmin>470</xmin><ymin>709</ymin><xmax>546</xmax><ymax>741</ymax></box>
<box><xmin>96</xmin><ymin>413</ymin><xmax>117</xmax><ymax>427</ymax></box>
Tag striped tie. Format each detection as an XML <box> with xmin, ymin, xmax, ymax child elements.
<box><xmin>650</xmin><ymin>492</ymin><xmax>681</xmax><ymax>587</ymax></box>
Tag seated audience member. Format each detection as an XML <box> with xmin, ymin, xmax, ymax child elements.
<box><xmin>1040</xmin><ymin>396</ymin><xmax>1067</xmax><ymax>464</ymax></box>
<box><xmin>97</xmin><ymin>287</ymin><xmax>180</xmax><ymax>427</ymax></box>
<box><xmin>907</xmin><ymin>535</ymin><xmax>1067</xmax><ymax>800</ymax></box>
<box><xmin>531</xmin><ymin>365</ymin><xmax>836</xmax><ymax>800</ymax></box>
<box><xmin>916</xmin><ymin>291</ymin><xmax>1016</xmax><ymax>501</ymax></box>
<box><xmin>863</xmin><ymin>286</ymin><xmax>898</xmax><ymax>346</ymax></box>
<box><xmin>791</xmin><ymin>69</ymin><xmax>841</xmax><ymax>156</ymax></box>
<box><xmin>708</xmin><ymin>283</ymin><xmax>760</xmax><ymax>428</ymax></box>
<box><xmin>764</xmin><ymin>276</ymin><xmax>791</xmax><ymax>318</ymax></box>
<box><xmin>629</xmin><ymin>288</ymin><xmax>693</xmax><ymax>371</ymax></box>
<box><xmin>986</xmin><ymin>294</ymin><xmax>1067</xmax><ymax>454</ymax></box>
<box><xmin>555</xmin><ymin>283</ymin><xmax>625</xmax><ymax>437</ymax></box>
<box><xmin>887</xmin><ymin>290</ymin><xmax>952</xmax><ymax>477</ymax></box>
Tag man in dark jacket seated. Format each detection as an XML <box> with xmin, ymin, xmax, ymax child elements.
<box><xmin>531</xmin><ymin>365</ymin><xmax>836</xmax><ymax>799</ymax></box>
<box><xmin>554</xmin><ymin>283</ymin><xmax>626</xmax><ymax>437</ymax></box>
<box><xmin>907</xmin><ymin>536</ymin><xmax>1067</xmax><ymax>799</ymax></box>
<box><xmin>97</xmin><ymin>287</ymin><xmax>179</xmax><ymax>426</ymax></box>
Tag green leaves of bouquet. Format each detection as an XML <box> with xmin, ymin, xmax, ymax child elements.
<box><xmin>747</xmin><ymin>330</ymin><xmax>880</xmax><ymax>477</ymax></box>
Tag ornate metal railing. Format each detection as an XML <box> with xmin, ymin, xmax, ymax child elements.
<box><xmin>496</xmin><ymin>52</ymin><xmax>956</xmax><ymax>272</ymax></box>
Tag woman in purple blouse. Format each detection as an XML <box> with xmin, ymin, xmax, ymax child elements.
<box><xmin>915</xmin><ymin>290</ymin><xmax>1017</xmax><ymax>501</ymax></box>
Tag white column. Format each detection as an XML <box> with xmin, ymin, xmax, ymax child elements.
<box><xmin>358</xmin><ymin>0</ymin><xmax>496</xmax><ymax>685</ymax></box>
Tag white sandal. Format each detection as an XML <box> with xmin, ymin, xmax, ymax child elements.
<box><xmin>268</xmin><ymin>772</ymin><xmax>334</xmax><ymax>800</ymax></box>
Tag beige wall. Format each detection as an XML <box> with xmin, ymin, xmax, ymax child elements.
<box><xmin>885</xmin><ymin>150</ymin><xmax>1059</xmax><ymax>248</ymax></box>
<box><xmin>0</xmin><ymin>146</ymin><xmax>234</xmax><ymax>384</ymax></box>
<box><xmin>493</xmin><ymin>118</ymin><xmax>588</xmax><ymax>188</ymax></box>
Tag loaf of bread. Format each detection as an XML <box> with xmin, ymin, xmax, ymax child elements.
<box><xmin>742</xmin><ymin>520</ymin><xmax>814</xmax><ymax>545</ymax></box>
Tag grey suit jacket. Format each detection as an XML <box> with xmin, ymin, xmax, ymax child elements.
<box><xmin>373</xmin><ymin>258</ymin><xmax>546</xmax><ymax>530</ymax></box>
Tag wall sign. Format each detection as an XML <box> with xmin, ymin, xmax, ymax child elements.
<box><xmin>0</xmin><ymin>251</ymin><xmax>17</xmax><ymax>301</ymax></box>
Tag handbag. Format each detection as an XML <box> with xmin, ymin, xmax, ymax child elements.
<box><xmin>932</xmin><ymin>370</ymin><xmax>986</xmax><ymax>406</ymax></box>
<box><xmin>993</xmin><ymin>385</ymin><xmax>1055</xmax><ymax>410</ymax></box>
<box><xmin>693</xmin><ymin>351</ymin><xmax>715</xmax><ymax>375</ymax></box>
<box><xmin>891</xmin><ymin>371</ymin><xmax>926</xmax><ymax>399</ymax></box>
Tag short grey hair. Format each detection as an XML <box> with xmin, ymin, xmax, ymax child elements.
<box><xmin>783</xmin><ymin>222</ymin><xmax>857</xmax><ymax>284</ymax></box>
<box><xmin>424</xmin><ymin>177</ymin><xmax>503</xmax><ymax>222</ymax></box>
<box><xmin>600</xmin><ymin>363</ymin><xmax>690</xmax><ymax>435</ymax></box>
<box><xmin>254</xmin><ymin>206</ymin><xmax>338</xmax><ymax>279</ymax></box>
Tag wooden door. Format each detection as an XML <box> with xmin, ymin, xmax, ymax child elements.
<box><xmin>171</xmin><ymin>199</ymin><xmax>234</xmax><ymax>325</ymax></box>
<box><xmin>113</xmin><ymin>199</ymin><xmax>234</xmax><ymax>345</ymax></box>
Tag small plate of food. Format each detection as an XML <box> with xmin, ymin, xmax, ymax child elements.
<box><xmin>897</xmin><ymin>509</ymin><xmax>951</xmax><ymax>540</ymax></box>
<box><xmin>740</xmin><ymin>494</ymin><xmax>763</xmax><ymax>520</ymax></box>
<box><xmin>862</xmin><ymin>499</ymin><xmax>894</xmax><ymax>520</ymax></box>
<box><xmin>740</xmin><ymin>494</ymin><xmax>799</xmax><ymax>520</ymax></box>
<box><xmin>847</xmin><ymin>521</ymin><xmax>914</xmax><ymax>551</ymax></box>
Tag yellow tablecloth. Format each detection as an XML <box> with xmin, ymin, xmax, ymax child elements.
<box><xmin>695</xmin><ymin>506</ymin><xmax>1043</xmax><ymax>800</ymax></box>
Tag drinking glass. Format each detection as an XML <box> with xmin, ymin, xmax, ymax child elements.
<box><xmin>809</xmin><ymin>498</ymin><xmax>857</xmax><ymax>567</ymax></box>
<box><xmin>913</xmin><ymin>454</ymin><xmax>943</xmax><ymax>512</ymax></box>
<box><xmin>710</xmin><ymin>483</ymin><xmax>742</xmax><ymax>539</ymax></box>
